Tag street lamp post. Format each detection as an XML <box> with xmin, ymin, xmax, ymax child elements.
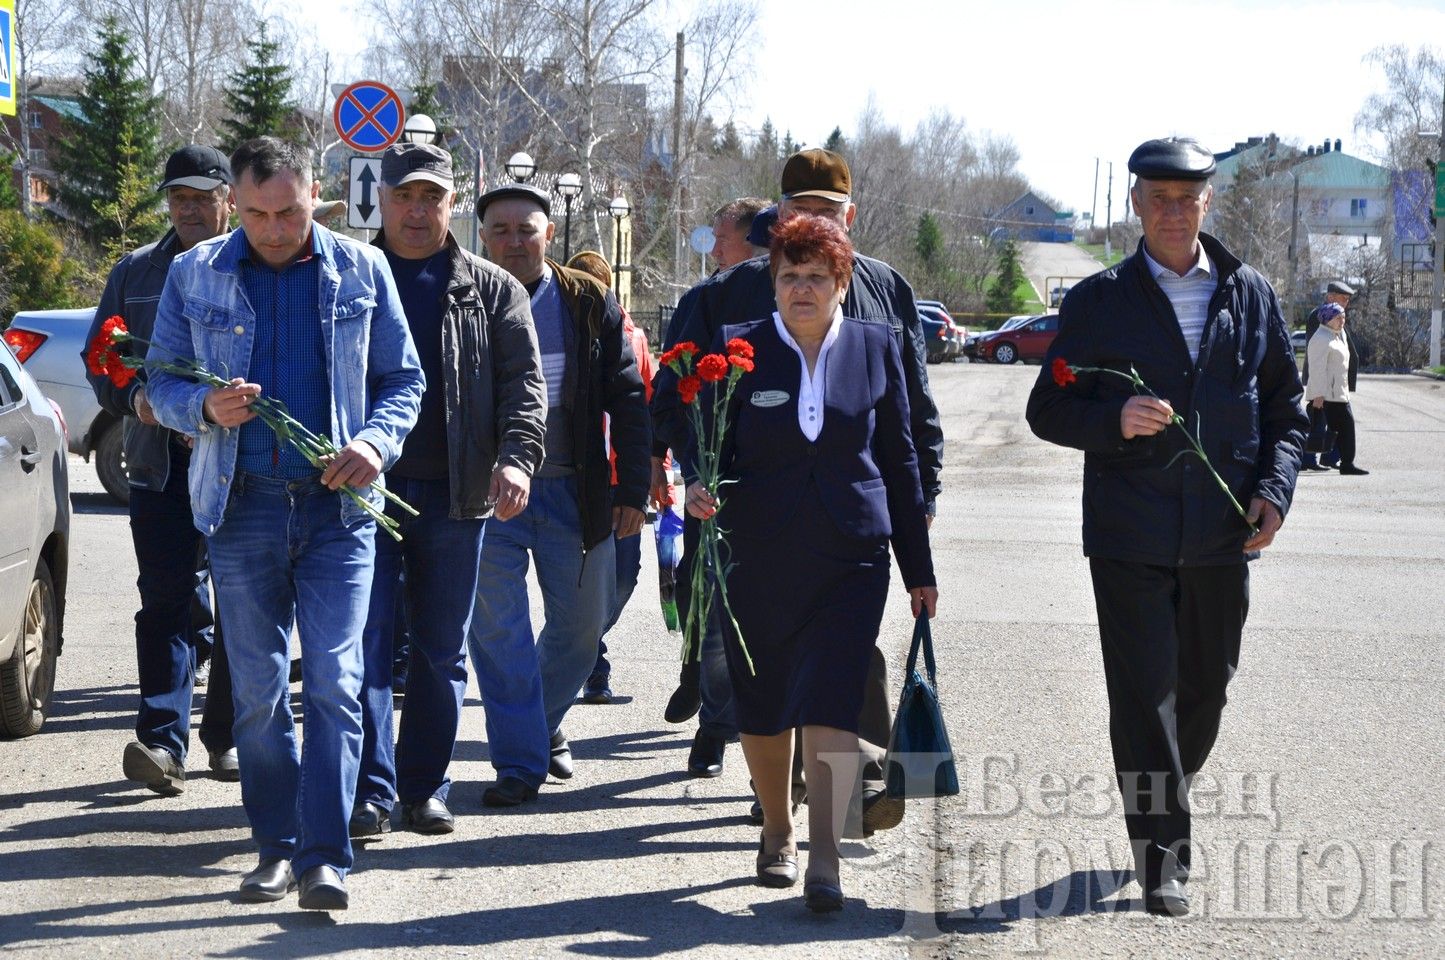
<box><xmin>402</xmin><ymin>113</ymin><xmax>437</xmax><ymax>146</ymax></box>
<box><xmin>505</xmin><ymin>152</ymin><xmax>536</xmax><ymax>183</ymax></box>
<box><xmin>556</xmin><ymin>172</ymin><xmax>583</xmax><ymax>263</ymax></box>
<box><xmin>608</xmin><ymin>195</ymin><xmax>631</xmax><ymax>293</ymax></box>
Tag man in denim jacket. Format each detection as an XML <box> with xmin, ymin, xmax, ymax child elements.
<box><xmin>146</xmin><ymin>137</ymin><xmax>423</xmax><ymax>911</ymax></box>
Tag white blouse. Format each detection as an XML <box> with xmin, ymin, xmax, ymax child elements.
<box><xmin>772</xmin><ymin>307</ymin><xmax>845</xmax><ymax>441</ymax></box>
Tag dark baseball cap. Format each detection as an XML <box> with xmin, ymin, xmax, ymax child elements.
<box><xmin>781</xmin><ymin>148</ymin><xmax>851</xmax><ymax>202</ymax></box>
<box><xmin>746</xmin><ymin>205</ymin><xmax>778</xmax><ymax>247</ymax></box>
<box><xmin>381</xmin><ymin>142</ymin><xmax>454</xmax><ymax>189</ymax></box>
<box><xmin>158</xmin><ymin>145</ymin><xmax>232</xmax><ymax>191</ymax></box>
<box><xmin>1127</xmin><ymin>138</ymin><xmax>1216</xmax><ymax>181</ymax></box>
<box><xmin>476</xmin><ymin>183</ymin><xmax>552</xmax><ymax>219</ymax></box>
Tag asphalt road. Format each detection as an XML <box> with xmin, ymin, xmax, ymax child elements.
<box><xmin>1018</xmin><ymin>242</ymin><xmax>1110</xmax><ymax>308</ymax></box>
<box><xmin>1</xmin><ymin>363</ymin><xmax>1441</xmax><ymax>958</ymax></box>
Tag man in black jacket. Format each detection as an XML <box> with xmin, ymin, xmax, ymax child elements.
<box><xmin>351</xmin><ymin>143</ymin><xmax>546</xmax><ymax>837</ymax></box>
<box><xmin>86</xmin><ymin>145</ymin><xmax>239</xmax><ymax>793</ymax></box>
<box><xmin>1027</xmin><ymin>137</ymin><xmax>1307</xmax><ymax>916</ymax></box>
<box><xmin>469</xmin><ymin>182</ymin><xmax>650</xmax><ymax>807</ymax></box>
<box><xmin>653</xmin><ymin>149</ymin><xmax>943</xmax><ymax>831</ymax></box>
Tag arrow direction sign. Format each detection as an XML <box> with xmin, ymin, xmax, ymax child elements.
<box><xmin>348</xmin><ymin>157</ymin><xmax>383</xmax><ymax>230</ymax></box>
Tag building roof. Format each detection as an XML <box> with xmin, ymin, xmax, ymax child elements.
<box><xmin>32</xmin><ymin>95</ymin><xmax>85</xmax><ymax>122</ymax></box>
<box><xmin>1213</xmin><ymin>140</ymin><xmax>1390</xmax><ymax>191</ymax></box>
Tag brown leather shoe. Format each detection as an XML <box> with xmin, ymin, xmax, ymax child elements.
<box><xmin>756</xmin><ymin>833</ymin><xmax>798</xmax><ymax>888</ymax></box>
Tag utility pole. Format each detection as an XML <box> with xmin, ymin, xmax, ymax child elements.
<box><xmin>1431</xmin><ymin>79</ymin><xmax>1445</xmax><ymax>368</ymax></box>
<box><xmin>1104</xmin><ymin>162</ymin><xmax>1114</xmax><ymax>260</ymax></box>
<box><xmin>1287</xmin><ymin>171</ymin><xmax>1301</xmax><ymax>324</ymax></box>
<box><xmin>1090</xmin><ymin>158</ymin><xmax>1099</xmax><ymax>234</ymax></box>
<box><xmin>672</xmin><ymin>31</ymin><xmax>685</xmax><ymax>290</ymax></box>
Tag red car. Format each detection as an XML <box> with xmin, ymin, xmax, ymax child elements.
<box><xmin>975</xmin><ymin>313</ymin><xmax>1060</xmax><ymax>364</ymax></box>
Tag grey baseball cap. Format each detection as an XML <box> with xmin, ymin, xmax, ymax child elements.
<box><xmin>380</xmin><ymin>142</ymin><xmax>454</xmax><ymax>189</ymax></box>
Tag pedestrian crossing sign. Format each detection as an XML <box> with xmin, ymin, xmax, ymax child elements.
<box><xmin>0</xmin><ymin>0</ymin><xmax>15</xmax><ymax>118</ymax></box>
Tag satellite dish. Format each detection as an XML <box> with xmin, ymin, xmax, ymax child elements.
<box><xmin>689</xmin><ymin>225</ymin><xmax>715</xmax><ymax>255</ymax></box>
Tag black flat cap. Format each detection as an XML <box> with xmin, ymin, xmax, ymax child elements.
<box><xmin>1127</xmin><ymin>137</ymin><xmax>1216</xmax><ymax>181</ymax></box>
<box><xmin>1327</xmin><ymin>280</ymin><xmax>1356</xmax><ymax>296</ymax></box>
<box><xmin>477</xmin><ymin>183</ymin><xmax>551</xmax><ymax>219</ymax></box>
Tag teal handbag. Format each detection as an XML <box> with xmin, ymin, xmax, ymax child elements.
<box><xmin>884</xmin><ymin>613</ymin><xmax>960</xmax><ymax>799</ymax></box>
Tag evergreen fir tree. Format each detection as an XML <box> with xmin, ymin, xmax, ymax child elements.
<box><xmin>985</xmin><ymin>240</ymin><xmax>1027</xmax><ymax>315</ymax></box>
<box><xmin>96</xmin><ymin>126</ymin><xmax>169</xmax><ymax>263</ymax></box>
<box><xmin>408</xmin><ymin>80</ymin><xmax>450</xmax><ymax>147</ymax></box>
<box><xmin>716</xmin><ymin>120</ymin><xmax>742</xmax><ymax>156</ymax></box>
<box><xmin>0</xmin><ymin>150</ymin><xmax>22</xmax><ymax>211</ymax></box>
<box><xmin>52</xmin><ymin>16</ymin><xmax>163</xmax><ymax>245</ymax></box>
<box><xmin>780</xmin><ymin>130</ymin><xmax>797</xmax><ymax>158</ymax></box>
<box><xmin>916</xmin><ymin>213</ymin><xmax>944</xmax><ymax>271</ymax></box>
<box><xmin>754</xmin><ymin>118</ymin><xmax>778</xmax><ymax>161</ymax></box>
<box><xmin>824</xmin><ymin>127</ymin><xmax>846</xmax><ymax>153</ymax></box>
<box><xmin>220</xmin><ymin>24</ymin><xmax>299</xmax><ymax>152</ymax></box>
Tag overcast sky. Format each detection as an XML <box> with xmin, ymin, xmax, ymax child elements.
<box><xmin>294</xmin><ymin>0</ymin><xmax>1444</xmax><ymax>220</ymax></box>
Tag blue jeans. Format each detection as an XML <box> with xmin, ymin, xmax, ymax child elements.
<box><xmin>592</xmin><ymin>510</ymin><xmax>644</xmax><ymax>680</ymax></box>
<box><xmin>128</xmin><ymin>451</ymin><xmax>233</xmax><ymax>761</ymax></box>
<box><xmin>467</xmin><ymin>474</ymin><xmax>615</xmax><ymax>787</ymax></box>
<box><xmin>358</xmin><ymin>476</ymin><xmax>484</xmax><ymax>810</ymax></box>
<box><xmin>207</xmin><ymin>472</ymin><xmax>372</xmax><ymax>877</ymax></box>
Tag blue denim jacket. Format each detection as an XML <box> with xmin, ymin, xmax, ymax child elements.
<box><xmin>146</xmin><ymin>224</ymin><xmax>424</xmax><ymax>535</ymax></box>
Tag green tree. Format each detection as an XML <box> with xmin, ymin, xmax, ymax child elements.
<box><xmin>715</xmin><ymin>120</ymin><xmax>742</xmax><ymax>156</ymax></box>
<box><xmin>985</xmin><ymin>240</ymin><xmax>1027</xmax><ymax>315</ymax></box>
<box><xmin>407</xmin><ymin>79</ymin><xmax>450</xmax><ymax>147</ymax></box>
<box><xmin>0</xmin><ymin>211</ymin><xmax>87</xmax><ymax>320</ymax></box>
<box><xmin>0</xmin><ymin>151</ymin><xmax>22</xmax><ymax>211</ymax></box>
<box><xmin>824</xmin><ymin>127</ymin><xmax>846</xmax><ymax>153</ymax></box>
<box><xmin>95</xmin><ymin>126</ymin><xmax>169</xmax><ymax>263</ymax></box>
<box><xmin>220</xmin><ymin>24</ymin><xmax>299</xmax><ymax>151</ymax></box>
<box><xmin>916</xmin><ymin>213</ymin><xmax>944</xmax><ymax>272</ymax></box>
<box><xmin>52</xmin><ymin>16</ymin><xmax>163</xmax><ymax>246</ymax></box>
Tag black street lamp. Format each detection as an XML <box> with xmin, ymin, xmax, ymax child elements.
<box><xmin>608</xmin><ymin>195</ymin><xmax>630</xmax><ymax>293</ymax></box>
<box><xmin>556</xmin><ymin>172</ymin><xmax>583</xmax><ymax>263</ymax></box>
<box><xmin>505</xmin><ymin>152</ymin><xmax>536</xmax><ymax>182</ymax></box>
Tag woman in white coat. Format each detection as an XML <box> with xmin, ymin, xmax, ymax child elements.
<box><xmin>1305</xmin><ymin>303</ymin><xmax>1368</xmax><ymax>475</ymax></box>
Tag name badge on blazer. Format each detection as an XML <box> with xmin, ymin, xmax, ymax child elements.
<box><xmin>750</xmin><ymin>390</ymin><xmax>790</xmax><ymax>408</ymax></box>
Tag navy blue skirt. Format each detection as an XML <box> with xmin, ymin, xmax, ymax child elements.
<box><xmin>720</xmin><ymin>486</ymin><xmax>890</xmax><ymax>736</ymax></box>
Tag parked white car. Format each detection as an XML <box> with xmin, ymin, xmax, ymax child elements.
<box><xmin>3</xmin><ymin>308</ymin><xmax>127</xmax><ymax>504</ymax></box>
<box><xmin>0</xmin><ymin>337</ymin><xmax>70</xmax><ymax>737</ymax></box>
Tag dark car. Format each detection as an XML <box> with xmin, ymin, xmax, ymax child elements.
<box><xmin>974</xmin><ymin>313</ymin><xmax>1060</xmax><ymax>364</ymax></box>
<box><xmin>0</xmin><ymin>338</ymin><xmax>69</xmax><ymax>737</ymax></box>
<box><xmin>918</xmin><ymin>304</ymin><xmax>959</xmax><ymax>363</ymax></box>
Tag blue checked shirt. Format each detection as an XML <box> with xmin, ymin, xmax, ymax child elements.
<box><xmin>236</xmin><ymin>233</ymin><xmax>330</xmax><ymax>477</ymax></box>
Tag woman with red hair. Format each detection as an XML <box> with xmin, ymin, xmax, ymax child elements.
<box><xmin>685</xmin><ymin>215</ymin><xmax>937</xmax><ymax>913</ymax></box>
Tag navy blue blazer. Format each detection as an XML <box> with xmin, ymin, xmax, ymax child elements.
<box><xmin>704</xmin><ymin>316</ymin><xmax>935</xmax><ymax>590</ymax></box>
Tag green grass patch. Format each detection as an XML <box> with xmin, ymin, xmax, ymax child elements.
<box><xmin>1429</xmin><ymin>365</ymin><xmax>1445</xmax><ymax>377</ymax></box>
<box><xmin>1075</xmin><ymin>240</ymin><xmax>1125</xmax><ymax>268</ymax></box>
<box><xmin>1016</xmin><ymin>275</ymin><xmax>1045</xmax><ymax>313</ymax></box>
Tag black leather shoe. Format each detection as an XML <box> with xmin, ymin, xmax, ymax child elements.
<box><xmin>298</xmin><ymin>865</ymin><xmax>348</xmax><ymax>911</ymax></box>
<box><xmin>582</xmin><ymin>672</ymin><xmax>614</xmax><ymax>704</ymax></box>
<box><xmin>1339</xmin><ymin>465</ymin><xmax>1370</xmax><ymax>476</ymax></box>
<box><xmin>756</xmin><ymin>834</ymin><xmax>798</xmax><ymax>888</ymax></box>
<box><xmin>482</xmin><ymin>776</ymin><xmax>539</xmax><ymax>808</ymax></box>
<box><xmin>663</xmin><ymin>661</ymin><xmax>702</xmax><ymax>723</ymax></box>
<box><xmin>687</xmin><ymin>731</ymin><xmax>726</xmax><ymax>778</ymax></box>
<box><xmin>549</xmin><ymin>730</ymin><xmax>574</xmax><ymax>780</ymax></box>
<box><xmin>238</xmin><ymin>858</ymin><xmax>295</xmax><ymax>903</ymax></box>
<box><xmin>208</xmin><ymin>747</ymin><xmax>240</xmax><ymax>782</ymax></box>
<box><xmin>122</xmin><ymin>741</ymin><xmax>185</xmax><ymax>796</ymax></box>
<box><xmin>1144</xmin><ymin>878</ymin><xmax>1189</xmax><ymax>916</ymax></box>
<box><xmin>400</xmin><ymin>797</ymin><xmax>455</xmax><ymax>834</ymax></box>
<box><xmin>349</xmin><ymin>802</ymin><xmax>391</xmax><ymax>839</ymax></box>
<box><xmin>804</xmin><ymin>879</ymin><xmax>844</xmax><ymax>913</ymax></box>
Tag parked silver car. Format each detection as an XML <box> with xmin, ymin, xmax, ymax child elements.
<box><xmin>3</xmin><ymin>308</ymin><xmax>128</xmax><ymax>504</ymax></box>
<box><xmin>0</xmin><ymin>338</ymin><xmax>69</xmax><ymax>738</ymax></box>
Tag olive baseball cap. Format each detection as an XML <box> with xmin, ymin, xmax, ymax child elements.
<box><xmin>781</xmin><ymin>148</ymin><xmax>851</xmax><ymax>202</ymax></box>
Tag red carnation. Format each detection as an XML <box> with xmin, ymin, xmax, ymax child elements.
<box><xmin>678</xmin><ymin>375</ymin><xmax>702</xmax><ymax>405</ymax></box>
<box><xmin>660</xmin><ymin>340</ymin><xmax>700</xmax><ymax>369</ymax></box>
<box><xmin>728</xmin><ymin>355</ymin><xmax>754</xmax><ymax>373</ymax></box>
<box><xmin>1052</xmin><ymin>357</ymin><xmax>1077</xmax><ymax>388</ymax></box>
<box><xmin>726</xmin><ymin>337</ymin><xmax>754</xmax><ymax>360</ymax></box>
<box><xmin>696</xmin><ymin>353</ymin><xmax>729</xmax><ymax>383</ymax></box>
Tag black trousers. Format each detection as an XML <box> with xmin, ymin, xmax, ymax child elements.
<box><xmin>1089</xmin><ymin>557</ymin><xmax>1248</xmax><ymax>882</ymax></box>
<box><xmin>1322</xmin><ymin>401</ymin><xmax>1357</xmax><ymax>467</ymax></box>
